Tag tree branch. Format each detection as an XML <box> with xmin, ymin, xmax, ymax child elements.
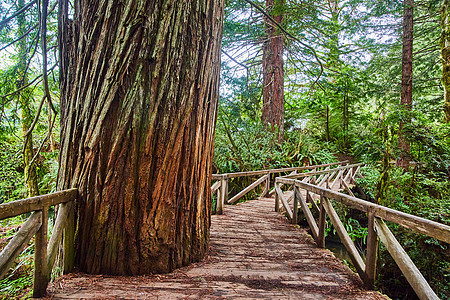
<box><xmin>0</xmin><ymin>0</ymin><xmax>38</xmax><ymax>31</ymax></box>
<box><xmin>244</xmin><ymin>0</ymin><xmax>323</xmax><ymax>88</ymax></box>
<box><xmin>29</xmin><ymin>112</ymin><xmax>57</xmax><ymax>168</ymax></box>
<box><xmin>0</xmin><ymin>74</ymin><xmax>43</xmax><ymax>100</ymax></box>
<box><xmin>0</xmin><ymin>24</ymin><xmax>38</xmax><ymax>52</ymax></box>
<box><xmin>19</xmin><ymin>62</ymin><xmax>58</xmax><ymax>146</ymax></box>
<box><xmin>40</xmin><ymin>0</ymin><xmax>57</xmax><ymax>115</ymax></box>
<box><xmin>222</xmin><ymin>49</ymin><xmax>249</xmax><ymax>70</ymax></box>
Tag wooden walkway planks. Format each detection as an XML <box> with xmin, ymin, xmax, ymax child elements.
<box><xmin>47</xmin><ymin>197</ymin><xmax>386</xmax><ymax>299</ymax></box>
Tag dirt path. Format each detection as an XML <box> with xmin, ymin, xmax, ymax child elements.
<box><xmin>47</xmin><ymin>197</ymin><xmax>386</xmax><ymax>299</ymax></box>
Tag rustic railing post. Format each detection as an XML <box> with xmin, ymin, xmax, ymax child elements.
<box><xmin>33</xmin><ymin>206</ymin><xmax>49</xmax><ymax>298</ymax></box>
<box><xmin>317</xmin><ymin>195</ymin><xmax>326</xmax><ymax>248</ymax></box>
<box><xmin>220</xmin><ymin>175</ymin><xmax>228</xmax><ymax>207</ymax></box>
<box><xmin>216</xmin><ymin>180</ymin><xmax>224</xmax><ymax>215</ymax></box>
<box><xmin>365</xmin><ymin>209</ymin><xmax>378</xmax><ymax>289</ymax></box>
<box><xmin>63</xmin><ymin>201</ymin><xmax>75</xmax><ymax>274</ymax></box>
<box><xmin>275</xmin><ymin>181</ymin><xmax>280</xmax><ymax>212</ymax></box>
<box><xmin>292</xmin><ymin>185</ymin><xmax>298</xmax><ymax>224</ymax></box>
<box><xmin>375</xmin><ymin>219</ymin><xmax>439</xmax><ymax>300</ymax></box>
<box><xmin>263</xmin><ymin>172</ymin><xmax>270</xmax><ymax>197</ymax></box>
<box><xmin>326</xmin><ymin>174</ymin><xmax>330</xmax><ymax>189</ymax></box>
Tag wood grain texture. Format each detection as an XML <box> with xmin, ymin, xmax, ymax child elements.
<box><xmin>0</xmin><ymin>212</ymin><xmax>42</xmax><ymax>279</ymax></box>
<box><xmin>262</xmin><ymin>0</ymin><xmax>285</xmax><ymax>140</ymax></box>
<box><xmin>228</xmin><ymin>175</ymin><xmax>268</xmax><ymax>204</ymax></box>
<box><xmin>289</xmin><ymin>179</ymin><xmax>450</xmax><ymax>244</ymax></box>
<box><xmin>58</xmin><ymin>0</ymin><xmax>225</xmax><ymax>274</ymax></box>
<box><xmin>0</xmin><ymin>189</ymin><xmax>77</xmax><ymax>220</ymax></box>
<box><xmin>375</xmin><ymin>219</ymin><xmax>438</xmax><ymax>300</ymax></box>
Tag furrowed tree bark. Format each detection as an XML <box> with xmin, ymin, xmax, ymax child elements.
<box><xmin>262</xmin><ymin>0</ymin><xmax>285</xmax><ymax>141</ymax></box>
<box><xmin>441</xmin><ymin>0</ymin><xmax>450</xmax><ymax>123</ymax></box>
<box><xmin>398</xmin><ymin>0</ymin><xmax>413</xmax><ymax>169</ymax></box>
<box><xmin>57</xmin><ymin>0</ymin><xmax>224</xmax><ymax>275</ymax></box>
<box><xmin>17</xmin><ymin>0</ymin><xmax>40</xmax><ymax>197</ymax></box>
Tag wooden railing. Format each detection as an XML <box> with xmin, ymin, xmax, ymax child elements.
<box><xmin>275</xmin><ymin>172</ymin><xmax>450</xmax><ymax>300</ymax></box>
<box><xmin>211</xmin><ymin>161</ymin><xmax>349</xmax><ymax>214</ymax></box>
<box><xmin>0</xmin><ymin>189</ymin><xmax>77</xmax><ymax>298</ymax></box>
<box><xmin>274</xmin><ymin>163</ymin><xmax>362</xmax><ymax>218</ymax></box>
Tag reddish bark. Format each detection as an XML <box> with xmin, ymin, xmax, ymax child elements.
<box><xmin>57</xmin><ymin>0</ymin><xmax>224</xmax><ymax>275</ymax></box>
<box><xmin>262</xmin><ymin>0</ymin><xmax>285</xmax><ymax>141</ymax></box>
<box><xmin>398</xmin><ymin>0</ymin><xmax>413</xmax><ymax>169</ymax></box>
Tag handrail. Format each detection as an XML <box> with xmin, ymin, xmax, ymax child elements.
<box><xmin>273</xmin><ymin>162</ymin><xmax>360</xmax><ymax>212</ymax></box>
<box><xmin>274</xmin><ymin>174</ymin><xmax>448</xmax><ymax>300</ymax></box>
<box><xmin>284</xmin><ymin>179</ymin><xmax>449</xmax><ymax>243</ymax></box>
<box><xmin>0</xmin><ymin>189</ymin><xmax>78</xmax><ymax>298</ymax></box>
<box><xmin>0</xmin><ymin>189</ymin><xmax>77</xmax><ymax>220</ymax></box>
<box><xmin>282</xmin><ymin>163</ymin><xmax>363</xmax><ymax>179</ymax></box>
<box><xmin>211</xmin><ymin>160</ymin><xmax>348</xmax><ymax>179</ymax></box>
<box><xmin>211</xmin><ymin>161</ymin><xmax>350</xmax><ymax>214</ymax></box>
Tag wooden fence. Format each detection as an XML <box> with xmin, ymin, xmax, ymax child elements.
<box><xmin>275</xmin><ymin>168</ymin><xmax>450</xmax><ymax>300</ymax></box>
<box><xmin>0</xmin><ymin>189</ymin><xmax>77</xmax><ymax>298</ymax></box>
<box><xmin>211</xmin><ymin>161</ymin><xmax>349</xmax><ymax>214</ymax></box>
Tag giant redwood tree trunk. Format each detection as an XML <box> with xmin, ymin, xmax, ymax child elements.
<box><xmin>398</xmin><ymin>0</ymin><xmax>413</xmax><ymax>169</ymax></box>
<box><xmin>262</xmin><ymin>0</ymin><xmax>285</xmax><ymax>141</ymax></box>
<box><xmin>57</xmin><ymin>0</ymin><xmax>224</xmax><ymax>275</ymax></box>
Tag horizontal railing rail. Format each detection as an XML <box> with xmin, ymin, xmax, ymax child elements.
<box><xmin>211</xmin><ymin>161</ymin><xmax>351</xmax><ymax>214</ymax></box>
<box><xmin>0</xmin><ymin>189</ymin><xmax>77</xmax><ymax>298</ymax></box>
<box><xmin>274</xmin><ymin>163</ymin><xmax>361</xmax><ymax>214</ymax></box>
<box><xmin>282</xmin><ymin>163</ymin><xmax>363</xmax><ymax>180</ymax></box>
<box><xmin>211</xmin><ymin>161</ymin><xmax>348</xmax><ymax>180</ymax></box>
<box><xmin>274</xmin><ymin>175</ymin><xmax>449</xmax><ymax>300</ymax></box>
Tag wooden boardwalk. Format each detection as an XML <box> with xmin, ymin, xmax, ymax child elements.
<box><xmin>47</xmin><ymin>197</ymin><xmax>386</xmax><ymax>299</ymax></box>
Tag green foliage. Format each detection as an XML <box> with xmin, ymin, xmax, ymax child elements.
<box><xmin>38</xmin><ymin>150</ymin><xmax>59</xmax><ymax>194</ymax></box>
<box><xmin>355</xmin><ymin>165</ymin><xmax>379</xmax><ymax>200</ymax></box>
<box><xmin>0</xmin><ymin>274</ymin><xmax>33</xmax><ymax>300</ymax></box>
<box><xmin>214</xmin><ymin>118</ymin><xmax>338</xmax><ymax>174</ymax></box>
<box><xmin>344</xmin><ymin>218</ymin><xmax>368</xmax><ymax>245</ymax></box>
<box><xmin>0</xmin><ymin>139</ymin><xmax>25</xmax><ymax>203</ymax></box>
<box><xmin>0</xmin><ymin>216</ymin><xmax>34</xmax><ymax>299</ymax></box>
<box><xmin>356</xmin><ymin>165</ymin><xmax>450</xmax><ymax>299</ymax></box>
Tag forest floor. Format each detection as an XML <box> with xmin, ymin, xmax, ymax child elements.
<box><xmin>46</xmin><ymin>197</ymin><xmax>387</xmax><ymax>299</ymax></box>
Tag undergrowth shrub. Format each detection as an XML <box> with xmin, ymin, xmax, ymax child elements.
<box><xmin>357</xmin><ymin>166</ymin><xmax>450</xmax><ymax>299</ymax></box>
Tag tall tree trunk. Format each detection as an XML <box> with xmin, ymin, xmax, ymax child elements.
<box><xmin>324</xmin><ymin>0</ymin><xmax>341</xmax><ymax>145</ymax></box>
<box><xmin>398</xmin><ymin>0</ymin><xmax>413</xmax><ymax>169</ymax></box>
<box><xmin>441</xmin><ymin>0</ymin><xmax>450</xmax><ymax>123</ymax></box>
<box><xmin>57</xmin><ymin>0</ymin><xmax>224</xmax><ymax>275</ymax></box>
<box><xmin>262</xmin><ymin>0</ymin><xmax>285</xmax><ymax>141</ymax></box>
<box><xmin>17</xmin><ymin>0</ymin><xmax>40</xmax><ymax>197</ymax></box>
<box><xmin>342</xmin><ymin>90</ymin><xmax>348</xmax><ymax>148</ymax></box>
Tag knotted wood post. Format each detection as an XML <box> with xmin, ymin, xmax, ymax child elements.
<box><xmin>274</xmin><ymin>181</ymin><xmax>280</xmax><ymax>212</ymax></box>
<box><xmin>317</xmin><ymin>195</ymin><xmax>326</xmax><ymax>248</ymax></box>
<box><xmin>63</xmin><ymin>202</ymin><xmax>75</xmax><ymax>274</ymax></box>
<box><xmin>220</xmin><ymin>175</ymin><xmax>228</xmax><ymax>210</ymax></box>
<box><xmin>292</xmin><ymin>185</ymin><xmax>298</xmax><ymax>224</ymax></box>
<box><xmin>263</xmin><ymin>172</ymin><xmax>270</xmax><ymax>197</ymax></box>
<box><xmin>365</xmin><ymin>209</ymin><xmax>378</xmax><ymax>289</ymax></box>
<box><xmin>216</xmin><ymin>179</ymin><xmax>224</xmax><ymax>215</ymax></box>
<box><xmin>33</xmin><ymin>206</ymin><xmax>49</xmax><ymax>298</ymax></box>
